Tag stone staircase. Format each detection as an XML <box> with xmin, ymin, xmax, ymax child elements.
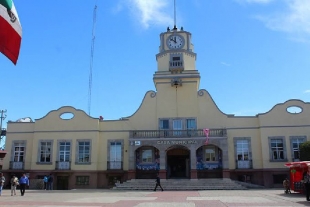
<box><xmin>113</xmin><ymin>178</ymin><xmax>248</xmax><ymax>191</ymax></box>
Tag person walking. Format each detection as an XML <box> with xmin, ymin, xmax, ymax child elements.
<box><xmin>19</xmin><ymin>173</ymin><xmax>29</xmax><ymax>196</ymax></box>
<box><xmin>47</xmin><ymin>174</ymin><xmax>54</xmax><ymax>190</ymax></box>
<box><xmin>10</xmin><ymin>175</ymin><xmax>19</xmax><ymax>196</ymax></box>
<box><xmin>153</xmin><ymin>173</ymin><xmax>163</xmax><ymax>191</ymax></box>
<box><xmin>304</xmin><ymin>165</ymin><xmax>310</xmax><ymax>201</ymax></box>
<box><xmin>43</xmin><ymin>175</ymin><xmax>48</xmax><ymax>190</ymax></box>
<box><xmin>0</xmin><ymin>172</ymin><xmax>5</xmax><ymax>196</ymax></box>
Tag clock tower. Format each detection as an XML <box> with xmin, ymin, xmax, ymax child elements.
<box><xmin>153</xmin><ymin>25</ymin><xmax>200</xmax><ymax>90</ymax></box>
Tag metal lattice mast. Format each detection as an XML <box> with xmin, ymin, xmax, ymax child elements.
<box><xmin>0</xmin><ymin>110</ymin><xmax>7</xmax><ymax>147</ymax></box>
<box><xmin>88</xmin><ymin>4</ymin><xmax>97</xmax><ymax>116</ymax></box>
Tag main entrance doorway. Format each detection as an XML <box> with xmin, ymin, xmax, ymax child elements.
<box><xmin>166</xmin><ymin>146</ymin><xmax>190</xmax><ymax>179</ymax></box>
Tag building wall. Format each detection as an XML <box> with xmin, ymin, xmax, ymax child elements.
<box><xmin>3</xmin><ymin>28</ymin><xmax>310</xmax><ymax>189</ymax></box>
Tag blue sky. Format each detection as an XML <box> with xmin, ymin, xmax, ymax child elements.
<box><xmin>1</xmin><ymin>0</ymin><xmax>310</xmax><ymax>134</ymax></box>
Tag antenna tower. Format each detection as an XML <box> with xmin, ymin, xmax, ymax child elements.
<box><xmin>174</xmin><ymin>0</ymin><xmax>177</xmax><ymax>28</ymax></box>
<box><xmin>88</xmin><ymin>4</ymin><xmax>97</xmax><ymax>115</ymax></box>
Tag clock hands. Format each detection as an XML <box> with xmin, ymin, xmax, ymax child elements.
<box><xmin>170</xmin><ymin>37</ymin><xmax>176</xmax><ymax>43</ymax></box>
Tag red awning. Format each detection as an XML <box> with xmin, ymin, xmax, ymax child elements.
<box><xmin>285</xmin><ymin>161</ymin><xmax>310</xmax><ymax>168</ymax></box>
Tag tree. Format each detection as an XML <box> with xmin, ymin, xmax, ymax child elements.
<box><xmin>300</xmin><ymin>141</ymin><xmax>310</xmax><ymax>161</ymax></box>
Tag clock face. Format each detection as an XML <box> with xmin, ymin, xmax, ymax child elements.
<box><xmin>167</xmin><ymin>35</ymin><xmax>184</xmax><ymax>49</ymax></box>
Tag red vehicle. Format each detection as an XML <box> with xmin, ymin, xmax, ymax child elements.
<box><xmin>284</xmin><ymin>161</ymin><xmax>310</xmax><ymax>193</ymax></box>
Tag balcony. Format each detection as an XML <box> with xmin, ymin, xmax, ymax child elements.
<box><xmin>9</xmin><ymin>161</ymin><xmax>24</xmax><ymax>170</ymax></box>
<box><xmin>169</xmin><ymin>60</ymin><xmax>184</xmax><ymax>73</ymax></box>
<box><xmin>107</xmin><ymin>161</ymin><xmax>123</xmax><ymax>170</ymax></box>
<box><xmin>129</xmin><ymin>129</ymin><xmax>226</xmax><ymax>139</ymax></box>
<box><xmin>55</xmin><ymin>161</ymin><xmax>71</xmax><ymax>170</ymax></box>
<box><xmin>236</xmin><ymin>160</ymin><xmax>253</xmax><ymax>169</ymax></box>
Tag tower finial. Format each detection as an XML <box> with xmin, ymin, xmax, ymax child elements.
<box><xmin>173</xmin><ymin>0</ymin><xmax>177</xmax><ymax>30</ymax></box>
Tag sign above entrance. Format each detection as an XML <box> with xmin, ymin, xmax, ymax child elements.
<box><xmin>157</xmin><ymin>140</ymin><xmax>197</xmax><ymax>145</ymax></box>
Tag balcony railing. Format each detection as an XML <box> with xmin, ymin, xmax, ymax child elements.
<box><xmin>107</xmin><ymin>161</ymin><xmax>123</xmax><ymax>170</ymax></box>
<box><xmin>236</xmin><ymin>160</ymin><xmax>253</xmax><ymax>169</ymax></box>
<box><xmin>55</xmin><ymin>161</ymin><xmax>71</xmax><ymax>170</ymax></box>
<box><xmin>9</xmin><ymin>161</ymin><xmax>24</xmax><ymax>170</ymax></box>
<box><xmin>169</xmin><ymin>60</ymin><xmax>184</xmax><ymax>72</ymax></box>
<box><xmin>129</xmin><ymin>129</ymin><xmax>226</xmax><ymax>139</ymax></box>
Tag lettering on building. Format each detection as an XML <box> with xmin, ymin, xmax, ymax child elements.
<box><xmin>157</xmin><ymin>140</ymin><xmax>197</xmax><ymax>145</ymax></box>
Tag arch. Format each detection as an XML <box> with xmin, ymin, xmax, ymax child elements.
<box><xmin>196</xmin><ymin>144</ymin><xmax>223</xmax><ymax>178</ymax></box>
<box><xmin>135</xmin><ymin>146</ymin><xmax>160</xmax><ymax>179</ymax></box>
<box><xmin>166</xmin><ymin>145</ymin><xmax>190</xmax><ymax>179</ymax></box>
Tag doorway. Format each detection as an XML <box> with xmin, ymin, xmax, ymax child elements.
<box><xmin>57</xmin><ymin>176</ymin><xmax>69</xmax><ymax>190</ymax></box>
<box><xmin>167</xmin><ymin>147</ymin><xmax>190</xmax><ymax>179</ymax></box>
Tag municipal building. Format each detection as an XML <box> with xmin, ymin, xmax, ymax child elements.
<box><xmin>2</xmin><ymin>25</ymin><xmax>310</xmax><ymax>190</ymax></box>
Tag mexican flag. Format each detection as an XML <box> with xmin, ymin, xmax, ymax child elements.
<box><xmin>0</xmin><ymin>0</ymin><xmax>22</xmax><ymax>65</ymax></box>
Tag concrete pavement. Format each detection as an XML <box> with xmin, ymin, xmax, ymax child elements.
<box><xmin>0</xmin><ymin>189</ymin><xmax>309</xmax><ymax>207</ymax></box>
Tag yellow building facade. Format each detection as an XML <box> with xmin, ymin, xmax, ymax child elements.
<box><xmin>3</xmin><ymin>26</ymin><xmax>310</xmax><ymax>189</ymax></box>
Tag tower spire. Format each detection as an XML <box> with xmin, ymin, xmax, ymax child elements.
<box><xmin>173</xmin><ymin>0</ymin><xmax>177</xmax><ymax>30</ymax></box>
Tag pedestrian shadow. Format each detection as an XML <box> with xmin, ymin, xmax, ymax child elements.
<box><xmin>296</xmin><ymin>201</ymin><xmax>310</xmax><ymax>206</ymax></box>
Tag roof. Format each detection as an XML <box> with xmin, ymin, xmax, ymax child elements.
<box><xmin>285</xmin><ymin>161</ymin><xmax>310</xmax><ymax>168</ymax></box>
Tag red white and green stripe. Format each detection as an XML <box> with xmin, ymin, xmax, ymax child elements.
<box><xmin>0</xmin><ymin>0</ymin><xmax>22</xmax><ymax>65</ymax></box>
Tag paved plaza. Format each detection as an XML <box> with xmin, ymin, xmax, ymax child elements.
<box><xmin>0</xmin><ymin>189</ymin><xmax>309</xmax><ymax>207</ymax></box>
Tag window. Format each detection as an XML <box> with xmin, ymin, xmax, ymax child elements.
<box><xmin>160</xmin><ymin>119</ymin><xmax>169</xmax><ymax>136</ymax></box>
<box><xmin>159</xmin><ymin>118</ymin><xmax>196</xmax><ymax>137</ymax></box>
<box><xmin>13</xmin><ymin>143</ymin><xmax>25</xmax><ymax>162</ymax></box>
<box><xmin>39</xmin><ymin>141</ymin><xmax>52</xmax><ymax>163</ymax></box>
<box><xmin>187</xmin><ymin>119</ymin><xmax>196</xmax><ymax>136</ymax></box>
<box><xmin>236</xmin><ymin>140</ymin><xmax>249</xmax><ymax>161</ymax></box>
<box><xmin>59</xmin><ymin>142</ymin><xmax>70</xmax><ymax>162</ymax></box>
<box><xmin>109</xmin><ymin>141</ymin><xmax>122</xmax><ymax>169</ymax></box>
<box><xmin>205</xmin><ymin>146</ymin><xmax>216</xmax><ymax>161</ymax></box>
<box><xmin>159</xmin><ymin>119</ymin><xmax>169</xmax><ymax>129</ymax></box>
<box><xmin>290</xmin><ymin>136</ymin><xmax>306</xmax><ymax>161</ymax></box>
<box><xmin>76</xmin><ymin>176</ymin><xmax>89</xmax><ymax>185</ymax></box>
<box><xmin>173</xmin><ymin>119</ymin><xmax>182</xmax><ymax>136</ymax></box>
<box><xmin>141</xmin><ymin>149</ymin><xmax>153</xmax><ymax>163</ymax></box>
<box><xmin>186</xmin><ymin>119</ymin><xmax>196</xmax><ymax>129</ymax></box>
<box><xmin>270</xmin><ymin>138</ymin><xmax>285</xmax><ymax>161</ymax></box>
<box><xmin>110</xmin><ymin>142</ymin><xmax>121</xmax><ymax>162</ymax></box>
<box><xmin>78</xmin><ymin>141</ymin><xmax>90</xmax><ymax>163</ymax></box>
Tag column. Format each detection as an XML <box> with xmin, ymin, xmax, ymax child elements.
<box><xmin>159</xmin><ymin>148</ymin><xmax>167</xmax><ymax>179</ymax></box>
<box><xmin>190</xmin><ymin>145</ymin><xmax>197</xmax><ymax>179</ymax></box>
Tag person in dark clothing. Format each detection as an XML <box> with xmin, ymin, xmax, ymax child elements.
<box><xmin>304</xmin><ymin>165</ymin><xmax>310</xmax><ymax>201</ymax></box>
<box><xmin>47</xmin><ymin>174</ymin><xmax>53</xmax><ymax>190</ymax></box>
<box><xmin>19</xmin><ymin>173</ymin><xmax>29</xmax><ymax>196</ymax></box>
<box><xmin>153</xmin><ymin>173</ymin><xmax>163</xmax><ymax>191</ymax></box>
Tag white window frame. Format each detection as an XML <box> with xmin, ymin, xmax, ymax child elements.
<box><xmin>38</xmin><ymin>140</ymin><xmax>53</xmax><ymax>163</ymax></box>
<box><xmin>141</xmin><ymin>148</ymin><xmax>153</xmax><ymax>163</ymax></box>
<box><xmin>58</xmin><ymin>141</ymin><xmax>71</xmax><ymax>162</ymax></box>
<box><xmin>205</xmin><ymin>146</ymin><xmax>217</xmax><ymax>161</ymax></box>
<box><xmin>236</xmin><ymin>140</ymin><xmax>249</xmax><ymax>161</ymax></box>
<box><xmin>268</xmin><ymin>136</ymin><xmax>287</xmax><ymax>162</ymax></box>
<box><xmin>108</xmin><ymin>140</ymin><xmax>123</xmax><ymax>169</ymax></box>
<box><xmin>13</xmin><ymin>142</ymin><xmax>25</xmax><ymax>162</ymax></box>
<box><xmin>76</xmin><ymin>140</ymin><xmax>91</xmax><ymax>164</ymax></box>
<box><xmin>290</xmin><ymin>136</ymin><xmax>306</xmax><ymax>161</ymax></box>
<box><xmin>173</xmin><ymin>119</ymin><xmax>182</xmax><ymax>136</ymax></box>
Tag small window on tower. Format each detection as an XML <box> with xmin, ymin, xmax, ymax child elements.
<box><xmin>173</xmin><ymin>57</ymin><xmax>180</xmax><ymax>61</ymax></box>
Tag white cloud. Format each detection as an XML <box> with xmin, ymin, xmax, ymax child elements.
<box><xmin>304</xmin><ymin>90</ymin><xmax>310</xmax><ymax>93</ymax></box>
<box><xmin>255</xmin><ymin>0</ymin><xmax>310</xmax><ymax>39</ymax></box>
<box><xmin>125</xmin><ymin>0</ymin><xmax>173</xmax><ymax>29</ymax></box>
<box><xmin>220</xmin><ymin>62</ymin><xmax>231</xmax><ymax>67</ymax></box>
<box><xmin>235</xmin><ymin>0</ymin><xmax>273</xmax><ymax>4</ymax></box>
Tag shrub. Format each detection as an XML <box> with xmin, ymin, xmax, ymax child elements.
<box><xmin>300</xmin><ymin>141</ymin><xmax>310</xmax><ymax>161</ymax></box>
